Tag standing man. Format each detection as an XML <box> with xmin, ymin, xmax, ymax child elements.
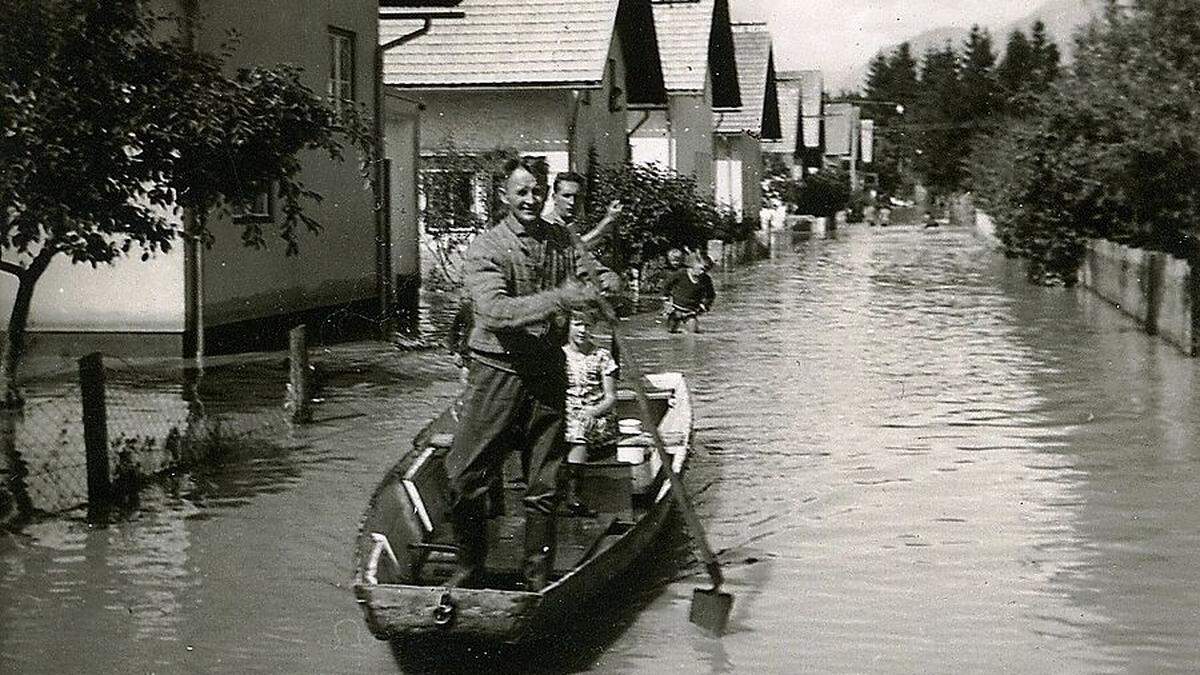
<box><xmin>544</xmin><ymin>171</ymin><xmax>622</xmax><ymax>249</ymax></box>
<box><xmin>447</xmin><ymin>158</ymin><xmax>617</xmax><ymax>591</ymax></box>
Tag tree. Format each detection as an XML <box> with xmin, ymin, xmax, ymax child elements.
<box><xmin>969</xmin><ymin>0</ymin><xmax>1200</xmax><ymax>283</ymax></box>
<box><xmin>0</xmin><ymin>0</ymin><xmax>371</xmax><ymax>406</ymax></box>
<box><xmin>860</xmin><ymin>43</ymin><xmax>920</xmax><ymax>198</ymax></box>
<box><xmin>884</xmin><ymin>42</ymin><xmax>921</xmax><ymax>112</ymax></box>
<box><xmin>915</xmin><ymin>42</ymin><xmax>963</xmax><ymax>193</ymax></box>
<box><xmin>959</xmin><ymin>25</ymin><xmax>999</xmax><ymax>124</ymax></box>
<box><xmin>864</xmin><ymin>52</ymin><xmax>891</xmax><ymax>100</ymax></box>
<box><xmin>1028</xmin><ymin>20</ymin><xmax>1061</xmax><ymax>89</ymax></box>
<box><xmin>585</xmin><ymin>162</ymin><xmax>735</xmax><ymax>271</ymax></box>
<box><xmin>997</xmin><ymin>29</ymin><xmax>1034</xmax><ymax>110</ymax></box>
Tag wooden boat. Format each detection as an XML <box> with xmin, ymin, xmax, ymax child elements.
<box><xmin>352</xmin><ymin>371</ymin><xmax>691</xmax><ymax>644</ymax></box>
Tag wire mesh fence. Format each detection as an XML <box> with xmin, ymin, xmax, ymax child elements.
<box><xmin>2</xmin><ymin>348</ymin><xmax>300</xmax><ymax>520</ymax></box>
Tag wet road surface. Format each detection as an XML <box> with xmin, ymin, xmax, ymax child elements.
<box><xmin>4</xmin><ymin>225</ymin><xmax>1200</xmax><ymax>673</ymax></box>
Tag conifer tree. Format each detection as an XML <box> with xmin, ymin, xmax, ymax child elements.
<box><xmin>914</xmin><ymin>43</ymin><xmax>963</xmax><ymax>194</ymax></box>
<box><xmin>1029</xmin><ymin>20</ymin><xmax>1061</xmax><ymax>88</ymax></box>
<box><xmin>997</xmin><ymin>28</ymin><xmax>1034</xmax><ymax>108</ymax></box>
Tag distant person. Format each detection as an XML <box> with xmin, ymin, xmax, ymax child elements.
<box><xmin>560</xmin><ymin>309</ymin><xmax>620</xmax><ymax>515</ymax></box>
<box><xmin>649</xmin><ymin>247</ymin><xmax>688</xmax><ymax>317</ymax></box>
<box><xmin>663</xmin><ymin>256</ymin><xmax>716</xmax><ymax>334</ymax></box>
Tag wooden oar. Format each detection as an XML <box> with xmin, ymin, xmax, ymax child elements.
<box><xmin>567</xmin><ymin>231</ymin><xmax>733</xmax><ymax>636</ymax></box>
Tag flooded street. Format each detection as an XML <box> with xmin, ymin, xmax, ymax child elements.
<box><xmin>4</xmin><ymin>225</ymin><xmax>1200</xmax><ymax>673</ymax></box>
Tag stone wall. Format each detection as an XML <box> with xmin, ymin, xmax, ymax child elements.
<box><xmin>1078</xmin><ymin>239</ymin><xmax>1196</xmax><ymax>356</ymax></box>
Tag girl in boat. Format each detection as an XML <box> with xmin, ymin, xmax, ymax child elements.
<box><xmin>562</xmin><ymin>310</ymin><xmax>620</xmax><ymax>513</ymax></box>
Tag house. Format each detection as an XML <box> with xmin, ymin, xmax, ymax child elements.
<box><xmin>763</xmin><ymin>70</ymin><xmax>820</xmax><ymax>178</ymax></box>
<box><xmin>2</xmin><ymin>0</ymin><xmax>389</xmax><ymax>358</ymax></box>
<box><xmin>380</xmin><ymin>0</ymin><xmax>666</xmax><ymax>284</ymax></box>
<box><xmin>627</xmin><ymin>0</ymin><xmax>741</xmax><ymax>196</ymax></box>
<box><xmin>713</xmin><ymin>22</ymin><xmax>781</xmax><ymax>221</ymax></box>
<box><xmin>824</xmin><ymin>101</ymin><xmax>862</xmax><ymax>190</ymax></box>
<box><xmin>797</xmin><ymin>69</ymin><xmax>825</xmax><ymax>173</ymax></box>
<box><xmin>381</xmin><ymin>0</ymin><xmax>665</xmax><ymax>178</ymax></box>
<box><xmin>763</xmin><ymin>70</ymin><xmax>804</xmax><ymax>179</ymax></box>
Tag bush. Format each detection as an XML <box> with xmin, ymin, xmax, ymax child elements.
<box><xmin>585</xmin><ymin>161</ymin><xmax>732</xmax><ymax>267</ymax></box>
<box><xmin>766</xmin><ymin>168</ymin><xmax>852</xmax><ymax>218</ymax></box>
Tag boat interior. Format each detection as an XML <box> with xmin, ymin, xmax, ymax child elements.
<box><xmin>358</xmin><ymin>374</ymin><xmax>688</xmax><ymax>592</ymax></box>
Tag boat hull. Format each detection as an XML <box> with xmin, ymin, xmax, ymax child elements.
<box><xmin>352</xmin><ymin>372</ymin><xmax>690</xmax><ymax>645</ymax></box>
<box><xmin>355</xmin><ymin>494</ymin><xmax>675</xmax><ymax>643</ymax></box>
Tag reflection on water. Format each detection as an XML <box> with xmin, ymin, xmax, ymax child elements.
<box><xmin>4</xmin><ymin>225</ymin><xmax>1200</xmax><ymax>672</ymax></box>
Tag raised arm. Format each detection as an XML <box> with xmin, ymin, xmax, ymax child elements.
<box><xmin>579</xmin><ymin>199</ymin><xmax>623</xmax><ymax>250</ymax></box>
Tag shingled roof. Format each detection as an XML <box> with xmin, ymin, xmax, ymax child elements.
<box><xmin>714</xmin><ymin>22</ymin><xmax>781</xmax><ymax>139</ymax></box>
<box><xmin>763</xmin><ymin>71</ymin><xmax>802</xmax><ymax>154</ymax></box>
<box><xmin>648</xmin><ymin>0</ymin><xmax>740</xmax><ymax>108</ymax></box>
<box><xmin>381</xmin><ymin>0</ymin><xmax>666</xmax><ymax>105</ymax></box>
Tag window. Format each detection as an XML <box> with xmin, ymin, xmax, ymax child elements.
<box><xmin>419</xmin><ymin>169</ymin><xmax>482</xmax><ymax>234</ymax></box>
<box><xmin>232</xmin><ymin>187</ymin><xmax>274</xmax><ymax>224</ymax></box>
<box><xmin>328</xmin><ymin>28</ymin><xmax>355</xmax><ymax>115</ymax></box>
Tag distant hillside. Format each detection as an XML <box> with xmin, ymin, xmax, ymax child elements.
<box><xmin>834</xmin><ymin>0</ymin><xmax>1102</xmax><ymax>94</ymax></box>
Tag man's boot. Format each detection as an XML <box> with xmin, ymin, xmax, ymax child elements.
<box><xmin>522</xmin><ymin>511</ymin><xmax>556</xmax><ymax>592</ymax></box>
<box><xmin>449</xmin><ymin>511</ymin><xmax>486</xmax><ymax>588</ymax></box>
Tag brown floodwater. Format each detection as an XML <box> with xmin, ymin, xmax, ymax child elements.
<box><xmin>3</xmin><ymin>225</ymin><xmax>1199</xmax><ymax>673</ymax></box>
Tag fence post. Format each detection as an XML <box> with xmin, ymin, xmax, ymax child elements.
<box><xmin>79</xmin><ymin>352</ymin><xmax>110</xmax><ymax>511</ymax></box>
<box><xmin>289</xmin><ymin>325</ymin><xmax>312</xmax><ymax>423</ymax></box>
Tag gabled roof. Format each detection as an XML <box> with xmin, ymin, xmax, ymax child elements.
<box><xmin>714</xmin><ymin>22</ymin><xmax>781</xmax><ymax>139</ymax></box>
<box><xmin>649</xmin><ymin>0</ymin><xmax>740</xmax><ymax>108</ymax></box>
<box><xmin>381</xmin><ymin>0</ymin><xmax>665</xmax><ymax>105</ymax></box>
<box><xmin>763</xmin><ymin>72</ymin><xmax>802</xmax><ymax>154</ymax></box>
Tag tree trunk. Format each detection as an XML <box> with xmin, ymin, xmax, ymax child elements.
<box><xmin>0</xmin><ymin>250</ymin><xmax>55</xmax><ymax>409</ymax></box>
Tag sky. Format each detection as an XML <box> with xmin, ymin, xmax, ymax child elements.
<box><xmin>731</xmin><ymin>0</ymin><xmax>1051</xmax><ymax>90</ymax></box>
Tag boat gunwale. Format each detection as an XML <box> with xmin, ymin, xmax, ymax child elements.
<box><xmin>352</xmin><ymin>371</ymin><xmax>692</xmax><ymax>642</ymax></box>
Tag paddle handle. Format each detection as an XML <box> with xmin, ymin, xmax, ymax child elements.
<box><xmin>611</xmin><ymin>329</ymin><xmax>725</xmax><ymax>589</ymax></box>
<box><xmin>566</xmin><ymin>232</ymin><xmax>725</xmax><ymax>591</ymax></box>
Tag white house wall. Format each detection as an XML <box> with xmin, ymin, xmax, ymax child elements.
<box><xmin>714</xmin><ymin>134</ymin><xmax>762</xmax><ymax>221</ymax></box>
<box><xmin>414</xmin><ymin>89</ymin><xmax>573</xmax><ymax>159</ymax></box>
<box><xmin>629</xmin><ymin>108</ymin><xmax>672</xmax><ymax>167</ymax></box>
<box><xmin>195</xmin><ymin>0</ymin><xmax>380</xmax><ymax>332</ymax></box>
<box><xmin>0</xmin><ymin>239</ymin><xmax>185</xmax><ymax>333</ymax></box>
<box><xmin>629</xmin><ymin>74</ymin><xmax>716</xmax><ymax>196</ymax></box>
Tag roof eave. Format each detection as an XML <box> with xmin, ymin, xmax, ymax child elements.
<box><xmin>708</xmin><ymin>0</ymin><xmax>742</xmax><ymax>109</ymax></box>
<box><xmin>617</xmin><ymin>0</ymin><xmax>669</xmax><ymax>106</ymax></box>
<box><xmin>384</xmin><ymin>80</ymin><xmax>603</xmax><ymax>90</ymax></box>
<box><xmin>759</xmin><ymin>48</ymin><xmax>783</xmax><ymax>141</ymax></box>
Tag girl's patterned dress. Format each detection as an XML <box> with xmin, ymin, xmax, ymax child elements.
<box><xmin>563</xmin><ymin>345</ymin><xmax>620</xmax><ymax>447</ymax></box>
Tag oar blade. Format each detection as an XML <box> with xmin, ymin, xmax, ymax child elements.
<box><xmin>690</xmin><ymin>587</ymin><xmax>734</xmax><ymax>636</ymax></box>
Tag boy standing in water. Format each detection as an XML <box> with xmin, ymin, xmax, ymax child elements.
<box><xmin>663</xmin><ymin>256</ymin><xmax>716</xmax><ymax>333</ymax></box>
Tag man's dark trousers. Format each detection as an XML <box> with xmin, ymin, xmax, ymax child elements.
<box><xmin>445</xmin><ymin>355</ymin><xmax>567</xmax><ymax>582</ymax></box>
